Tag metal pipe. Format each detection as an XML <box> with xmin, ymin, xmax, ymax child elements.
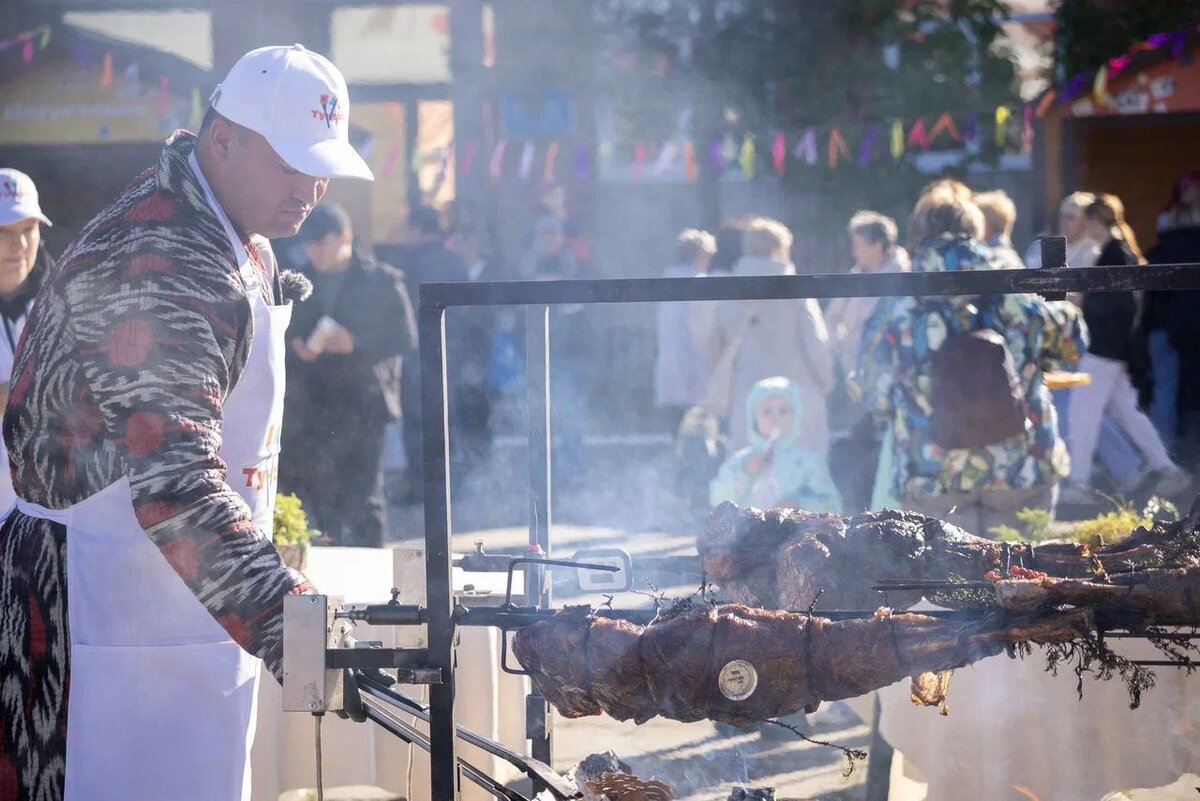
<box><xmin>419</xmin><ymin>300</ymin><xmax>458</xmax><ymax>801</ymax></box>
<box><xmin>526</xmin><ymin>305</ymin><xmax>552</xmax><ymax>603</ymax></box>
<box><xmin>417</xmin><ymin>264</ymin><xmax>1200</xmax><ymax>309</ymax></box>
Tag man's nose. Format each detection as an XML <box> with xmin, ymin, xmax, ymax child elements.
<box><xmin>292</xmin><ymin>174</ymin><xmax>329</xmax><ymax>206</ymax></box>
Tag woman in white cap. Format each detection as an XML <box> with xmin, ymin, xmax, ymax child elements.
<box><xmin>0</xmin><ymin>167</ymin><xmax>53</xmax><ymax>509</ymax></box>
<box><xmin>0</xmin><ymin>45</ymin><xmax>372</xmax><ymax>801</ymax></box>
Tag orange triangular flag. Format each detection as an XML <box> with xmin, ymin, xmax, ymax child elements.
<box><xmin>683</xmin><ymin>140</ymin><xmax>697</xmax><ymax>183</ymax></box>
<box><xmin>928</xmin><ymin>112</ymin><xmax>961</xmax><ymax>143</ymax></box>
<box><xmin>827</xmin><ymin>128</ymin><xmax>851</xmax><ymax>168</ymax></box>
<box><xmin>100</xmin><ymin>51</ymin><xmax>113</xmax><ymax>88</ymax></box>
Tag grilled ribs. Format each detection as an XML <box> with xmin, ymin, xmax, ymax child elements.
<box><xmin>512</xmin><ymin>602</ymin><xmax>1092</xmax><ymax>726</ymax></box>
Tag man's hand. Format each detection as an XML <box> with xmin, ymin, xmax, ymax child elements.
<box><xmin>290</xmin><ymin>338</ymin><xmax>319</xmax><ymax>363</ymax></box>
<box><xmin>324</xmin><ymin>325</ymin><xmax>355</xmax><ymax>354</ymax></box>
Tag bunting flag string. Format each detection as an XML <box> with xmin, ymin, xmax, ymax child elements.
<box><xmin>1021</xmin><ymin>104</ymin><xmax>1034</xmax><ymax>154</ymax></box>
<box><xmin>890</xmin><ymin>119</ymin><xmax>905</xmax><ymax>161</ymax></box>
<box><xmin>189</xmin><ymin>87</ymin><xmax>202</xmax><ymax>129</ymax></box>
<box><xmin>906</xmin><ymin>117</ymin><xmax>929</xmax><ymax>150</ymax></box>
<box><xmin>459</xmin><ymin>102</ymin><xmax>1042</xmax><ymax>184</ymax></box>
<box><xmin>1093</xmin><ymin>64</ymin><xmax>1109</xmax><ymax>105</ymax></box>
<box><xmin>379</xmin><ymin>139</ymin><xmax>406</xmax><ymax>179</ymax></box>
<box><xmin>573</xmin><ymin>143</ymin><xmax>591</xmax><ymax>181</ymax></box>
<box><xmin>962</xmin><ymin>111</ymin><xmax>979</xmax><ymax>148</ymax></box>
<box><xmin>683</xmin><ymin>139</ymin><xmax>697</xmax><ymax>183</ymax></box>
<box><xmin>100</xmin><ymin>51</ymin><xmax>113</xmax><ymax>88</ymax></box>
<box><xmin>155</xmin><ymin>75</ymin><xmax>170</xmax><ymax>117</ymax></box>
<box><xmin>738</xmin><ymin>135</ymin><xmax>756</xmax><ymax>179</ymax></box>
<box><xmin>928</xmin><ymin>112</ymin><xmax>961</xmax><ymax>144</ymax></box>
<box><xmin>856</xmin><ymin>123</ymin><xmax>878</xmax><ymax>167</ymax></box>
<box><xmin>708</xmin><ymin>139</ymin><xmax>724</xmax><ymax>173</ymax></box>
<box><xmin>0</xmin><ymin>25</ymin><xmax>51</xmax><ymax>62</ymax></box>
<box><xmin>543</xmin><ymin>140</ymin><xmax>559</xmax><ymax>182</ymax></box>
<box><xmin>459</xmin><ymin>141</ymin><xmax>478</xmax><ymax>177</ymax></box>
<box><xmin>1035</xmin><ymin>91</ymin><xmax>1057</xmax><ymax>118</ymax></box>
<box><xmin>827</xmin><ymin>128</ymin><xmax>850</xmax><ymax>168</ymax></box>
<box><xmin>518</xmin><ymin>141</ymin><xmax>535</xmax><ymax>181</ymax></box>
<box><xmin>994</xmin><ymin>106</ymin><xmax>1011</xmax><ymax>147</ymax></box>
<box><xmin>653</xmin><ymin>140</ymin><xmax>676</xmax><ymax>177</ymax></box>
<box><xmin>799</xmin><ymin>128</ymin><xmax>818</xmax><ymax>166</ymax></box>
<box><xmin>771</xmin><ymin>130</ymin><xmax>786</xmax><ymax>175</ymax></box>
<box><xmin>489</xmin><ymin>140</ymin><xmax>507</xmax><ymax>183</ymax></box>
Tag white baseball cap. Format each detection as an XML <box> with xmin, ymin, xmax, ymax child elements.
<box><xmin>209</xmin><ymin>44</ymin><xmax>374</xmax><ymax>181</ymax></box>
<box><xmin>0</xmin><ymin>168</ymin><xmax>52</xmax><ymax>227</ymax></box>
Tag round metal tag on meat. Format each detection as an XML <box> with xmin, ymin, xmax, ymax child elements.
<box><xmin>718</xmin><ymin>659</ymin><xmax>758</xmax><ymax>701</ymax></box>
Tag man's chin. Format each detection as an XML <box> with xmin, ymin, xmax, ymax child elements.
<box><xmin>263</xmin><ymin>214</ymin><xmax>309</xmax><ymax>239</ymax></box>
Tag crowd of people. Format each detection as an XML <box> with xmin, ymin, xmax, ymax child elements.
<box><xmin>656</xmin><ymin>175</ymin><xmax>1200</xmax><ymax>534</ymax></box>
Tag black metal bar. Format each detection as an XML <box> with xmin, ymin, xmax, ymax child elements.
<box><xmin>525</xmin><ymin>305</ymin><xmax>553</xmax><ymax>770</ymax></box>
<box><xmin>526</xmin><ymin>305</ymin><xmax>552</xmax><ymax>601</ymax></box>
<box><xmin>504</xmin><ymin>558</ymin><xmax>619</xmax><ymax>607</ymax></box>
<box><xmin>360</xmin><ymin>700</ymin><xmax>529</xmax><ymax>801</ymax></box>
<box><xmin>419</xmin><ymin>300</ymin><xmax>458</xmax><ymax>801</ymax></box>
<box><xmin>356</xmin><ymin>671</ymin><xmax>580</xmax><ymax>801</ymax></box>
<box><xmin>418</xmin><ymin>264</ymin><xmax>1200</xmax><ymax>309</ymax></box>
<box><xmin>326</xmin><ymin>647</ymin><xmax>436</xmax><ymax>671</ymax></box>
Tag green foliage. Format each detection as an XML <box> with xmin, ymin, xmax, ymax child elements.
<box><xmin>989</xmin><ymin>497</ymin><xmax>1180</xmax><ymax>547</ymax></box>
<box><xmin>273</xmin><ymin>493</ymin><xmax>313</xmax><ymax>548</ymax></box>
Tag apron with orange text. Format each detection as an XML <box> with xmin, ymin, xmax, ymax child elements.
<box><xmin>16</xmin><ymin>158</ymin><xmax>291</xmax><ymax>801</ymax></box>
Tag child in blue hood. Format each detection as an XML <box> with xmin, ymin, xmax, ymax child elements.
<box><xmin>710</xmin><ymin>376</ymin><xmax>842</xmax><ymax>513</ymax></box>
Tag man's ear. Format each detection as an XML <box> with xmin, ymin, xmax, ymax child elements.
<box><xmin>206</xmin><ymin>116</ymin><xmax>236</xmax><ymax>162</ymax></box>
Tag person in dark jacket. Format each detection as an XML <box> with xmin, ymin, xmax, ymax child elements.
<box><xmin>281</xmin><ymin>203</ymin><xmax>416</xmax><ymax>546</ymax></box>
<box><xmin>1063</xmin><ymin>194</ymin><xmax>1188</xmax><ymax>502</ymax></box>
<box><xmin>376</xmin><ymin>205</ymin><xmax>469</xmax><ymax>501</ymax></box>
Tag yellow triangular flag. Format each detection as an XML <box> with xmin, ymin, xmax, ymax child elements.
<box><xmin>994</xmin><ymin>107</ymin><xmax>1011</xmax><ymax>147</ymax></box>
<box><xmin>739</xmin><ymin>134</ymin><xmax>756</xmax><ymax>179</ymax></box>
<box><xmin>890</xmin><ymin>119</ymin><xmax>905</xmax><ymax>160</ymax></box>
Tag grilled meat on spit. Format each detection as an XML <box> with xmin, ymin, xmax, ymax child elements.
<box><xmin>512</xmin><ymin>602</ymin><xmax>1093</xmax><ymax>726</ymax></box>
<box><xmin>700</xmin><ymin>502</ymin><xmax>1200</xmax><ymax>611</ymax></box>
<box><xmin>994</xmin><ymin>564</ymin><xmax>1200</xmax><ymax>628</ymax></box>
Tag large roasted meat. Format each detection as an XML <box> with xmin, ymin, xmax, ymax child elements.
<box><xmin>994</xmin><ymin>564</ymin><xmax>1200</xmax><ymax>628</ymax></box>
<box><xmin>700</xmin><ymin>502</ymin><xmax>1198</xmax><ymax>611</ymax></box>
<box><xmin>512</xmin><ymin>602</ymin><xmax>1092</xmax><ymax>726</ymax></box>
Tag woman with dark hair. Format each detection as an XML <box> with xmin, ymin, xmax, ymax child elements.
<box><xmin>1062</xmin><ymin>194</ymin><xmax>1188</xmax><ymax>501</ymax></box>
<box><xmin>280</xmin><ymin>202</ymin><xmax>416</xmax><ymax>546</ymax></box>
<box><xmin>0</xmin><ymin>168</ymin><xmax>54</xmax><ymax>510</ymax></box>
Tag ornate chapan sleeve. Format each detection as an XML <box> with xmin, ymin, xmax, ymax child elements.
<box><xmin>1039</xmin><ymin>299</ymin><xmax>1089</xmax><ymax>373</ymax></box>
<box><xmin>70</xmin><ymin>237</ymin><xmax>312</xmax><ymax>681</ymax></box>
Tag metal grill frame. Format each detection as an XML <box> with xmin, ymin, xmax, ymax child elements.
<box><xmin>417</xmin><ymin>250</ymin><xmax>1200</xmax><ymax>801</ymax></box>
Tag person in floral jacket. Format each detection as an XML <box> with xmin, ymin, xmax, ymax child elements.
<box><xmin>856</xmin><ymin>181</ymin><xmax>1086</xmax><ymax>535</ymax></box>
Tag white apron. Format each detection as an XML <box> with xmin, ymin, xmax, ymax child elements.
<box><xmin>17</xmin><ymin>162</ymin><xmax>292</xmax><ymax>801</ymax></box>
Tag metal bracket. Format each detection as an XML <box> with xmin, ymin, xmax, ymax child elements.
<box><xmin>283</xmin><ymin>594</ymin><xmax>351</xmax><ymax>713</ymax></box>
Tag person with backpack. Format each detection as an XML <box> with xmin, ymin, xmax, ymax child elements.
<box><xmin>857</xmin><ymin>180</ymin><xmax>1086</xmax><ymax>535</ymax></box>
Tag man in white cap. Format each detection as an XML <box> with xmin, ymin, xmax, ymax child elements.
<box><xmin>0</xmin><ymin>45</ymin><xmax>371</xmax><ymax>801</ymax></box>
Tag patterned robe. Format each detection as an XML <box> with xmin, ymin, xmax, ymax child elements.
<box><xmin>0</xmin><ymin>131</ymin><xmax>313</xmax><ymax>800</ymax></box>
<box><xmin>856</xmin><ymin>233</ymin><xmax>1088</xmax><ymax>502</ymax></box>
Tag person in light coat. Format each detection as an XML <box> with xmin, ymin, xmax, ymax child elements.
<box><xmin>655</xmin><ymin>228</ymin><xmax>716</xmax><ymax>426</ymax></box>
<box><xmin>703</xmin><ymin>217</ymin><xmax>835</xmax><ymax>453</ymax></box>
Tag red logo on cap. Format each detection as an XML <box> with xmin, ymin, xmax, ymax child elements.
<box><xmin>1</xmin><ymin>180</ymin><xmax>22</xmax><ymax>200</ymax></box>
<box><xmin>312</xmin><ymin>93</ymin><xmax>345</xmax><ymax>127</ymax></box>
